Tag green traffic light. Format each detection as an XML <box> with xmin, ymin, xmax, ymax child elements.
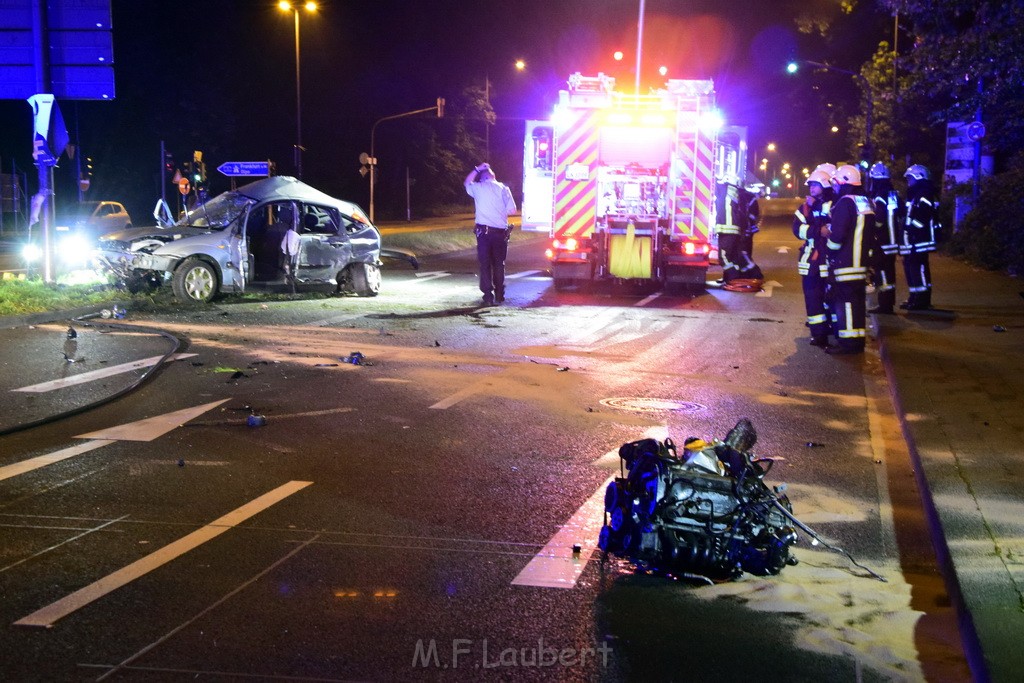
<box><xmin>786</xmin><ymin>62</ymin><xmax>798</xmax><ymax>74</ymax></box>
<box><xmin>772</xmin><ymin>179</ymin><xmax>780</xmax><ymax>187</ymax></box>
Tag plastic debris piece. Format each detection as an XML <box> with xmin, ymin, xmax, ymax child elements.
<box><xmin>247</xmin><ymin>414</ymin><xmax>267</xmax><ymax>427</ymax></box>
<box><xmin>229</xmin><ymin>371</ymin><xmax>247</xmax><ymax>380</ymax></box>
<box><xmin>806</xmin><ymin>441</ymin><xmax>824</xmax><ymax>448</ymax></box>
<box><xmin>177</xmin><ymin>459</ymin><xmax>185</xmax><ymax>467</ymax></box>
<box><xmin>572</xmin><ymin>544</ymin><xmax>582</xmax><ymax>555</ymax></box>
<box><xmin>100</xmin><ymin>308</ymin><xmax>112</xmax><ymax>319</ymax></box>
<box><xmin>556</xmin><ymin>366</ymin><xmax>569</xmax><ymax>372</ymax></box>
<box><xmin>66</xmin><ymin>326</ymin><xmax>77</xmax><ymax>339</ymax></box>
<box><xmin>343</xmin><ymin>352</ymin><xmax>365</xmax><ymax>365</ymax></box>
<box><xmin>191</xmin><ymin>361</ymin><xmax>204</xmax><ymax>366</ymax></box>
<box><xmin>993</xmin><ymin>325</ymin><xmax>1006</xmax><ymax>332</ymax></box>
<box><xmin>315</xmin><ymin>363</ymin><xmax>339</xmax><ymax>367</ymax></box>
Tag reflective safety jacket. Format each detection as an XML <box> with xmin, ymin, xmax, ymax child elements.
<box><xmin>714</xmin><ymin>182</ymin><xmax>740</xmax><ymax>235</ymax></box>
<box><xmin>792</xmin><ymin>197</ymin><xmax>831</xmax><ymax>277</ymax></box>
<box><xmin>901</xmin><ymin>182</ymin><xmax>940</xmax><ymax>255</ymax></box>
<box><xmin>869</xmin><ymin>182</ymin><xmax>902</xmax><ymax>256</ymax></box>
<box><xmin>827</xmin><ymin>192</ymin><xmax>874</xmax><ymax>282</ymax></box>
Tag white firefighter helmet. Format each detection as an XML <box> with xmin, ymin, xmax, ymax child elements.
<box><xmin>806</xmin><ymin>169</ymin><xmax>831</xmax><ymax>186</ymax></box>
<box><xmin>904</xmin><ymin>164</ymin><xmax>930</xmax><ymax>180</ymax></box>
<box><xmin>868</xmin><ymin>162</ymin><xmax>890</xmax><ymax>179</ymax></box>
<box><xmin>813</xmin><ymin>163</ymin><xmax>837</xmax><ymax>177</ymax></box>
<box><xmin>833</xmin><ymin>164</ymin><xmax>862</xmax><ymax>186</ymax></box>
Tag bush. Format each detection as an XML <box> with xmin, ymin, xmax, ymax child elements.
<box><xmin>944</xmin><ymin>151</ymin><xmax>1024</xmax><ymax>276</ymax></box>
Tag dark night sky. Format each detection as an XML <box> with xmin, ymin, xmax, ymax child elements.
<box><xmin>0</xmin><ymin>0</ymin><xmax>890</xmax><ymax>222</ymax></box>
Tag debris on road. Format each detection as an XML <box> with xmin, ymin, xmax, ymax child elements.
<box><xmin>247</xmin><ymin>414</ymin><xmax>267</xmax><ymax>427</ymax></box>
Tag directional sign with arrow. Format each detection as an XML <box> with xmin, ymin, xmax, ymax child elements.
<box><xmin>217</xmin><ymin>161</ymin><xmax>270</xmax><ymax>177</ymax></box>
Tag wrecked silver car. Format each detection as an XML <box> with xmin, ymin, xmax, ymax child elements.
<box><xmin>94</xmin><ymin>176</ymin><xmax>388</xmax><ymax>302</ymax></box>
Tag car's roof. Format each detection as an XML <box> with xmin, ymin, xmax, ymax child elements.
<box><xmin>234</xmin><ymin>176</ymin><xmax>369</xmax><ymax>222</ymax></box>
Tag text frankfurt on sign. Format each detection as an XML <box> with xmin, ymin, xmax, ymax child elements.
<box><xmin>217</xmin><ymin>161</ymin><xmax>270</xmax><ymax>177</ymax></box>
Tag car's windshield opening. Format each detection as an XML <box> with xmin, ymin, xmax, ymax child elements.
<box><xmin>179</xmin><ymin>192</ymin><xmax>254</xmax><ymax>229</ymax></box>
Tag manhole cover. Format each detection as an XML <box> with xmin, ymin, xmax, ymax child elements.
<box><xmin>599</xmin><ymin>397</ymin><xmax>706</xmax><ymax>414</ymax></box>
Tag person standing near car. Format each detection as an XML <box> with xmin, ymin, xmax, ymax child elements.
<box><xmin>465</xmin><ymin>162</ymin><xmax>518</xmax><ymax>305</ymax></box>
<box><xmin>900</xmin><ymin>164</ymin><xmax>940</xmax><ymax>310</ymax></box>
<box><xmin>823</xmin><ymin>164</ymin><xmax>874</xmax><ymax>355</ymax></box>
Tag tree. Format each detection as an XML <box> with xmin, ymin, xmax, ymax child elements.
<box><xmin>881</xmin><ymin>1</ymin><xmax>1024</xmax><ymax>157</ymax></box>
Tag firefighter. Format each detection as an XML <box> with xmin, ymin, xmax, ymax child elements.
<box><xmin>900</xmin><ymin>164</ymin><xmax>940</xmax><ymax>310</ymax></box>
<box><xmin>737</xmin><ymin>185</ymin><xmax>765</xmax><ymax>281</ymax></box>
<box><xmin>793</xmin><ymin>169</ymin><xmax>833</xmax><ymax>347</ymax></box>
<box><xmin>715</xmin><ymin>177</ymin><xmax>762</xmax><ymax>290</ymax></box>
<box><xmin>823</xmin><ymin>164</ymin><xmax>874</xmax><ymax>355</ymax></box>
<box><xmin>866</xmin><ymin>162</ymin><xmax>902</xmax><ymax>314</ymax></box>
<box><xmin>714</xmin><ymin>178</ymin><xmax>743</xmax><ymax>283</ymax></box>
<box><xmin>465</xmin><ymin>162</ymin><xmax>518</xmax><ymax>305</ymax></box>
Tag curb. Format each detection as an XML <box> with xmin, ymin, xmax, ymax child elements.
<box><xmin>875</xmin><ymin>322</ymin><xmax>990</xmax><ymax>683</ymax></box>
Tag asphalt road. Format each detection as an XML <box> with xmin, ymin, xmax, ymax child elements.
<box><xmin>0</xmin><ymin>215</ymin><xmax>971</xmax><ymax>681</ymax></box>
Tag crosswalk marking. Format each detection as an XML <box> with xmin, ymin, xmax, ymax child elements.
<box><xmin>13</xmin><ymin>480</ymin><xmax>313</xmax><ymax>628</ymax></box>
<box><xmin>12</xmin><ymin>353</ymin><xmax>197</xmax><ymax>393</ymax></box>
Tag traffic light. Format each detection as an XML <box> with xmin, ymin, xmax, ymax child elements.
<box><xmin>184</xmin><ymin>160</ymin><xmax>193</xmax><ymax>181</ymax></box>
<box><xmin>164</xmin><ymin>151</ymin><xmax>175</xmax><ymax>174</ymax></box>
<box><xmin>192</xmin><ymin>151</ymin><xmax>204</xmax><ymax>184</ymax></box>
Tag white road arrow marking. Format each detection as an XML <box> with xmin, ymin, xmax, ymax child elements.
<box><xmin>0</xmin><ymin>400</ymin><xmax>230</xmax><ymax>481</ymax></box>
<box><xmin>507</xmin><ymin>269</ymin><xmax>543</xmax><ymax>280</ymax></box>
<box><xmin>75</xmin><ymin>399</ymin><xmax>230</xmax><ymax>442</ymax></box>
<box><xmin>777</xmin><ymin>246</ymin><xmax>790</xmax><ymax>254</ymax></box>
<box><xmin>12</xmin><ymin>354</ymin><xmax>198</xmax><ymax>393</ymax></box>
<box><xmin>13</xmin><ymin>480</ymin><xmax>312</xmax><ymax>628</ymax></box>
<box><xmin>755</xmin><ymin>280</ymin><xmax>783</xmax><ymax>298</ymax></box>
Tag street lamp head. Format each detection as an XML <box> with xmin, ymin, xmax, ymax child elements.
<box><xmin>767</xmin><ymin>143</ymin><xmax>776</xmax><ymax>152</ymax></box>
<box><xmin>786</xmin><ymin>62</ymin><xmax>799</xmax><ymax>74</ymax></box>
<box><xmin>278</xmin><ymin>0</ymin><xmax>291</xmax><ymax>10</ymax></box>
<box><xmin>304</xmin><ymin>1</ymin><xmax>317</xmax><ymax>10</ymax></box>
<box><xmin>515</xmin><ymin>59</ymin><xmax>526</xmax><ymax>71</ymax></box>
<box><xmin>613</xmin><ymin>51</ymin><xmax>624</xmax><ymax>61</ymax></box>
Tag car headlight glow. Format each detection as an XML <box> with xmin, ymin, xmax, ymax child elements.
<box><xmin>58</xmin><ymin>235</ymin><xmax>92</xmax><ymax>264</ymax></box>
<box><xmin>21</xmin><ymin>243</ymin><xmax>42</xmax><ymax>262</ymax></box>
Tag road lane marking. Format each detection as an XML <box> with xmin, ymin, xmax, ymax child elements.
<box><xmin>91</xmin><ymin>534</ymin><xmax>320</xmax><ymax>681</ymax></box>
<box><xmin>507</xmin><ymin>269</ymin><xmax>543</xmax><ymax>279</ymax></box>
<box><xmin>511</xmin><ymin>474</ymin><xmax>614</xmax><ymax>589</ymax></box>
<box><xmin>0</xmin><ymin>401</ymin><xmax>230</xmax><ymax>482</ymax></box>
<box><xmin>0</xmin><ymin>515</ymin><xmax>130</xmax><ymax>574</ymax></box>
<box><xmin>635</xmin><ymin>293</ymin><xmax>662</xmax><ymax>307</ymax></box>
<box><xmin>13</xmin><ymin>480</ymin><xmax>313</xmax><ymax>628</ymax></box>
<box><xmin>12</xmin><ymin>354</ymin><xmax>198</xmax><ymax>393</ymax></box>
<box><xmin>754</xmin><ymin>280</ymin><xmax>782</xmax><ymax>297</ymax></box>
<box><xmin>0</xmin><ymin>441</ymin><xmax>114</xmax><ymax>482</ymax></box>
<box><xmin>515</xmin><ymin>425</ymin><xmax>670</xmax><ymax>588</ymax></box>
<box><xmin>430</xmin><ymin>382</ymin><xmax>486</xmax><ymax>410</ymax></box>
<box><xmin>75</xmin><ymin>399</ymin><xmax>230</xmax><ymax>442</ymax></box>
<box><xmin>412</xmin><ymin>271</ymin><xmax>451</xmax><ymax>282</ymax></box>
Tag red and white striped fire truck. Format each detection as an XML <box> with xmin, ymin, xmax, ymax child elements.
<box><xmin>522</xmin><ymin>72</ymin><xmax>746</xmax><ymax>290</ymax></box>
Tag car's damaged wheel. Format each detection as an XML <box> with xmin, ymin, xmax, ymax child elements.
<box><xmin>343</xmin><ymin>262</ymin><xmax>381</xmax><ymax>297</ymax></box>
<box><xmin>172</xmin><ymin>257</ymin><xmax>219</xmax><ymax>302</ymax></box>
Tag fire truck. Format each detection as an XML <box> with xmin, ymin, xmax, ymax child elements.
<box><xmin>522</xmin><ymin>73</ymin><xmax>746</xmax><ymax>289</ymax></box>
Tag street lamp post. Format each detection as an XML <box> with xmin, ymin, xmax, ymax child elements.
<box><xmin>278</xmin><ymin>1</ymin><xmax>317</xmax><ymax>179</ymax></box>
<box><xmin>787</xmin><ymin>59</ymin><xmax>873</xmax><ymax>163</ymax></box>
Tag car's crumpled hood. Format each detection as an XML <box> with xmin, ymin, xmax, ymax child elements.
<box><xmin>99</xmin><ymin>225</ymin><xmax>216</xmax><ymax>244</ymax></box>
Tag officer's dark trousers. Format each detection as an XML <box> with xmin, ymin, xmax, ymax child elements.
<box><xmin>476</xmin><ymin>228</ymin><xmax>509</xmax><ymax>301</ymax></box>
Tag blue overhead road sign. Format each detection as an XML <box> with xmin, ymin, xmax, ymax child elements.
<box><xmin>217</xmin><ymin>161</ymin><xmax>271</xmax><ymax>177</ymax></box>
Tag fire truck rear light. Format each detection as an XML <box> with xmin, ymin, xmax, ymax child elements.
<box><xmin>701</xmin><ymin>244</ymin><xmax>710</xmax><ymax>255</ymax></box>
<box><xmin>565</xmin><ymin>237</ymin><xmax>578</xmax><ymax>251</ymax></box>
<box><xmin>683</xmin><ymin>242</ymin><xmax>696</xmax><ymax>256</ymax></box>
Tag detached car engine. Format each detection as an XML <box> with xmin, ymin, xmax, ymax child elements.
<box><xmin>599</xmin><ymin>419</ymin><xmax>799</xmax><ymax>580</ymax></box>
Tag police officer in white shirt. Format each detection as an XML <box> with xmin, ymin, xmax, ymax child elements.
<box><xmin>465</xmin><ymin>162</ymin><xmax>518</xmax><ymax>305</ymax></box>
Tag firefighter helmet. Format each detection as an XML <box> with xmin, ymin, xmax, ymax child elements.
<box><xmin>806</xmin><ymin>170</ymin><xmax>831</xmax><ymax>186</ymax></box>
<box><xmin>813</xmin><ymin>163</ymin><xmax>837</xmax><ymax>177</ymax></box>
<box><xmin>868</xmin><ymin>162</ymin><xmax>890</xmax><ymax>179</ymax></box>
<box><xmin>904</xmin><ymin>164</ymin><xmax>930</xmax><ymax>181</ymax></box>
<box><xmin>833</xmin><ymin>164</ymin><xmax>862</xmax><ymax>186</ymax></box>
